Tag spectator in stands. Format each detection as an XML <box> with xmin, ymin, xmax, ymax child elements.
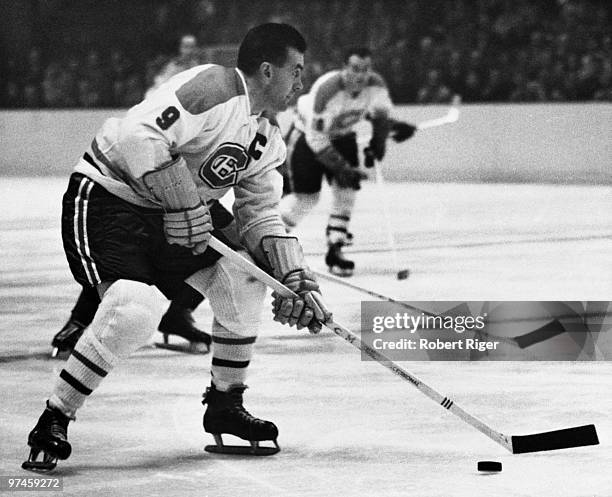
<box><xmin>76</xmin><ymin>79</ymin><xmax>103</xmax><ymax>108</ymax></box>
<box><xmin>416</xmin><ymin>69</ymin><xmax>452</xmax><ymax>103</ymax></box>
<box><xmin>145</xmin><ymin>33</ymin><xmax>203</xmax><ymax>97</ymax></box>
<box><xmin>482</xmin><ymin>68</ymin><xmax>512</xmax><ymax>102</ymax></box>
<box><xmin>593</xmin><ymin>71</ymin><xmax>612</xmax><ymax>101</ymax></box>
<box><xmin>42</xmin><ymin>62</ymin><xmax>77</xmax><ymax>108</ymax></box>
<box><xmin>22</xmin><ymin>83</ymin><xmax>43</xmax><ymax>108</ymax></box>
<box><xmin>79</xmin><ymin>49</ymin><xmax>111</xmax><ymax>106</ymax></box>
<box><xmin>113</xmin><ymin>73</ymin><xmax>145</xmax><ymax>108</ymax></box>
<box><xmin>509</xmin><ymin>71</ymin><xmax>547</xmax><ymax>102</ymax></box>
<box><xmin>462</xmin><ymin>69</ymin><xmax>484</xmax><ymax>102</ymax></box>
<box><xmin>3</xmin><ymin>0</ymin><xmax>612</xmax><ymax>107</ymax></box>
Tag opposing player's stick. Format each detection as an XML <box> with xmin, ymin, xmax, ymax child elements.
<box><xmin>311</xmin><ymin>270</ymin><xmax>537</xmax><ymax>350</ymax></box>
<box><xmin>373</xmin><ymin>164</ymin><xmax>409</xmax><ymax>280</ymax></box>
<box><xmin>417</xmin><ymin>95</ymin><xmax>461</xmax><ymax>130</ymax></box>
<box><xmin>208</xmin><ymin>236</ymin><xmax>599</xmax><ymax>454</ymax></box>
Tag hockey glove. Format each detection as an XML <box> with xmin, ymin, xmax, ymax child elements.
<box><xmin>163</xmin><ymin>203</ymin><xmax>212</xmax><ymax>254</ymax></box>
<box><xmin>262</xmin><ymin>236</ymin><xmax>332</xmax><ymax>334</ymax></box>
<box><xmin>316</xmin><ymin>145</ymin><xmax>366</xmax><ymax>190</ymax></box>
<box><xmin>142</xmin><ymin>157</ymin><xmax>212</xmax><ymax>255</ymax></box>
<box><xmin>368</xmin><ymin>115</ymin><xmax>391</xmax><ymax>161</ymax></box>
<box><xmin>390</xmin><ymin>120</ymin><xmax>417</xmax><ymax>142</ymax></box>
<box><xmin>271</xmin><ymin>269</ymin><xmax>330</xmax><ymax>334</ymax></box>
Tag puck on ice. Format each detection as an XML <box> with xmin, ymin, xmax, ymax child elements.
<box><xmin>477</xmin><ymin>461</ymin><xmax>502</xmax><ymax>472</ymax></box>
<box><xmin>397</xmin><ymin>269</ymin><xmax>409</xmax><ymax>280</ymax></box>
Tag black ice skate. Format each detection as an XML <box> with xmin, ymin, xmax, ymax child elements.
<box><xmin>155</xmin><ymin>305</ymin><xmax>212</xmax><ymax>354</ymax></box>
<box><xmin>325</xmin><ymin>242</ymin><xmax>355</xmax><ymax>277</ymax></box>
<box><xmin>51</xmin><ymin>319</ymin><xmax>86</xmax><ymax>359</ymax></box>
<box><xmin>22</xmin><ymin>402</ymin><xmax>72</xmax><ymax>472</ymax></box>
<box><xmin>202</xmin><ymin>384</ymin><xmax>280</xmax><ymax>456</ymax></box>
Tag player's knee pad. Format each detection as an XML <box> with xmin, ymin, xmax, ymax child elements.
<box><xmin>330</xmin><ymin>184</ymin><xmax>356</xmax><ymax>217</ymax></box>
<box><xmin>92</xmin><ymin>279</ymin><xmax>162</xmax><ymax>358</ymax></box>
<box><xmin>280</xmin><ymin>192</ymin><xmax>320</xmax><ymax>230</ymax></box>
<box><xmin>186</xmin><ymin>254</ymin><xmax>266</xmax><ymax>337</ymax></box>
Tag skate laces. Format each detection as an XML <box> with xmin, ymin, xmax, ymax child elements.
<box><xmin>226</xmin><ymin>389</ymin><xmax>270</xmax><ymax>427</ymax></box>
<box><xmin>43</xmin><ymin>408</ymin><xmax>69</xmax><ymax>437</ymax></box>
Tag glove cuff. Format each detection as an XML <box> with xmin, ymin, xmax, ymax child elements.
<box><xmin>260</xmin><ymin>236</ymin><xmax>307</xmax><ymax>281</ymax></box>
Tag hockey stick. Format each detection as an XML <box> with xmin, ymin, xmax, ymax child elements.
<box><xmin>208</xmin><ymin>236</ymin><xmax>599</xmax><ymax>454</ymax></box>
<box><xmin>310</xmin><ymin>270</ymin><xmax>541</xmax><ymax>350</ymax></box>
<box><xmin>417</xmin><ymin>95</ymin><xmax>461</xmax><ymax>130</ymax></box>
<box><xmin>373</xmin><ymin>163</ymin><xmax>409</xmax><ymax>280</ymax></box>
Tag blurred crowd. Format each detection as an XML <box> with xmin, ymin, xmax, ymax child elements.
<box><xmin>2</xmin><ymin>0</ymin><xmax>611</xmax><ymax>108</ymax></box>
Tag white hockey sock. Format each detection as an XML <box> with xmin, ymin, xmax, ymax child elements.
<box><xmin>280</xmin><ymin>192</ymin><xmax>320</xmax><ymax>231</ymax></box>
<box><xmin>327</xmin><ymin>185</ymin><xmax>356</xmax><ymax>245</ymax></box>
<box><xmin>49</xmin><ymin>328</ymin><xmax>117</xmax><ymax>418</ymax></box>
<box><xmin>49</xmin><ymin>280</ymin><xmax>162</xmax><ymax>418</ymax></box>
<box><xmin>210</xmin><ymin>318</ymin><xmax>256</xmax><ymax>391</ymax></box>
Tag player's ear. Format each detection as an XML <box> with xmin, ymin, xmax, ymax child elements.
<box><xmin>259</xmin><ymin>62</ymin><xmax>272</xmax><ymax>80</ymax></box>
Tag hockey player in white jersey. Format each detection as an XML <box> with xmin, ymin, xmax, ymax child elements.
<box><xmin>280</xmin><ymin>47</ymin><xmax>417</xmax><ymax>276</ymax></box>
<box><xmin>23</xmin><ymin>23</ymin><xmax>331</xmax><ymax>471</ymax></box>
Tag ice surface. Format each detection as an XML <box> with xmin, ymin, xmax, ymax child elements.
<box><xmin>1</xmin><ymin>178</ymin><xmax>611</xmax><ymax>496</ymax></box>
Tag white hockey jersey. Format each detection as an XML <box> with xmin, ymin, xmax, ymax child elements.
<box><xmin>294</xmin><ymin>70</ymin><xmax>393</xmax><ymax>153</ymax></box>
<box><xmin>75</xmin><ymin>64</ymin><xmax>287</xmax><ymax>250</ymax></box>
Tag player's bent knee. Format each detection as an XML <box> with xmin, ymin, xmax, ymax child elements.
<box><xmin>94</xmin><ymin>280</ymin><xmax>163</xmax><ymax>355</ymax></box>
<box><xmin>187</xmin><ymin>255</ymin><xmax>266</xmax><ymax>337</ymax></box>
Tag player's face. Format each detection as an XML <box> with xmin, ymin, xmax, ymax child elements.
<box><xmin>343</xmin><ymin>55</ymin><xmax>372</xmax><ymax>92</ymax></box>
<box><xmin>267</xmin><ymin>47</ymin><xmax>304</xmax><ymax>112</ymax></box>
<box><xmin>180</xmin><ymin>36</ymin><xmax>197</xmax><ymax>57</ymax></box>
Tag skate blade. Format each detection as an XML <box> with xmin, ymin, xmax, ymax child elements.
<box><xmin>22</xmin><ymin>449</ymin><xmax>58</xmax><ymax>472</ymax></box>
<box><xmin>205</xmin><ymin>435</ymin><xmax>280</xmax><ymax>456</ymax></box>
<box><xmin>328</xmin><ymin>266</ymin><xmax>354</xmax><ymax>277</ymax></box>
<box><xmin>155</xmin><ymin>342</ymin><xmax>210</xmax><ymax>354</ymax></box>
<box><xmin>205</xmin><ymin>443</ymin><xmax>280</xmax><ymax>456</ymax></box>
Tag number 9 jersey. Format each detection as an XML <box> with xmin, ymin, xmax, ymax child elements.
<box><xmin>75</xmin><ymin>64</ymin><xmax>288</xmax><ymax>249</ymax></box>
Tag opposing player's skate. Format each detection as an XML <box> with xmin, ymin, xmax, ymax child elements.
<box><xmin>202</xmin><ymin>384</ymin><xmax>280</xmax><ymax>456</ymax></box>
<box><xmin>51</xmin><ymin>319</ymin><xmax>86</xmax><ymax>359</ymax></box>
<box><xmin>155</xmin><ymin>305</ymin><xmax>212</xmax><ymax>354</ymax></box>
<box><xmin>325</xmin><ymin>242</ymin><xmax>354</xmax><ymax>277</ymax></box>
<box><xmin>22</xmin><ymin>402</ymin><xmax>72</xmax><ymax>472</ymax></box>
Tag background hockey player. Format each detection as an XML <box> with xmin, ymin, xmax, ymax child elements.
<box><xmin>280</xmin><ymin>47</ymin><xmax>417</xmax><ymax>276</ymax></box>
<box><xmin>23</xmin><ymin>23</ymin><xmax>331</xmax><ymax>471</ymax></box>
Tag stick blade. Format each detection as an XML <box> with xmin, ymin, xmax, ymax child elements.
<box><xmin>511</xmin><ymin>424</ymin><xmax>599</xmax><ymax>454</ymax></box>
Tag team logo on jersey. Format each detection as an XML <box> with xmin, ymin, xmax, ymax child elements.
<box><xmin>330</xmin><ymin>110</ymin><xmax>363</xmax><ymax>131</ymax></box>
<box><xmin>199</xmin><ymin>143</ymin><xmax>249</xmax><ymax>188</ymax></box>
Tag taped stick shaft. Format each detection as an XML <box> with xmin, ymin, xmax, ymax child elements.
<box><xmin>373</xmin><ymin>164</ymin><xmax>402</xmax><ymax>274</ymax></box>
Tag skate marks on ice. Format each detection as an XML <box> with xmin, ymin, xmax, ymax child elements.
<box><xmin>1</xmin><ymin>178</ymin><xmax>611</xmax><ymax>496</ymax></box>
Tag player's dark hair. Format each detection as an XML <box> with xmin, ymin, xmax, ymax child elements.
<box><xmin>237</xmin><ymin>23</ymin><xmax>306</xmax><ymax>75</ymax></box>
<box><xmin>343</xmin><ymin>47</ymin><xmax>372</xmax><ymax>63</ymax></box>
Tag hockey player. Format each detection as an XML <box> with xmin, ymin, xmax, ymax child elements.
<box><xmin>51</xmin><ymin>199</ymin><xmax>238</xmax><ymax>357</ymax></box>
<box><xmin>145</xmin><ymin>33</ymin><xmax>203</xmax><ymax>99</ymax></box>
<box><xmin>23</xmin><ymin>23</ymin><xmax>330</xmax><ymax>471</ymax></box>
<box><xmin>280</xmin><ymin>47</ymin><xmax>417</xmax><ymax>276</ymax></box>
